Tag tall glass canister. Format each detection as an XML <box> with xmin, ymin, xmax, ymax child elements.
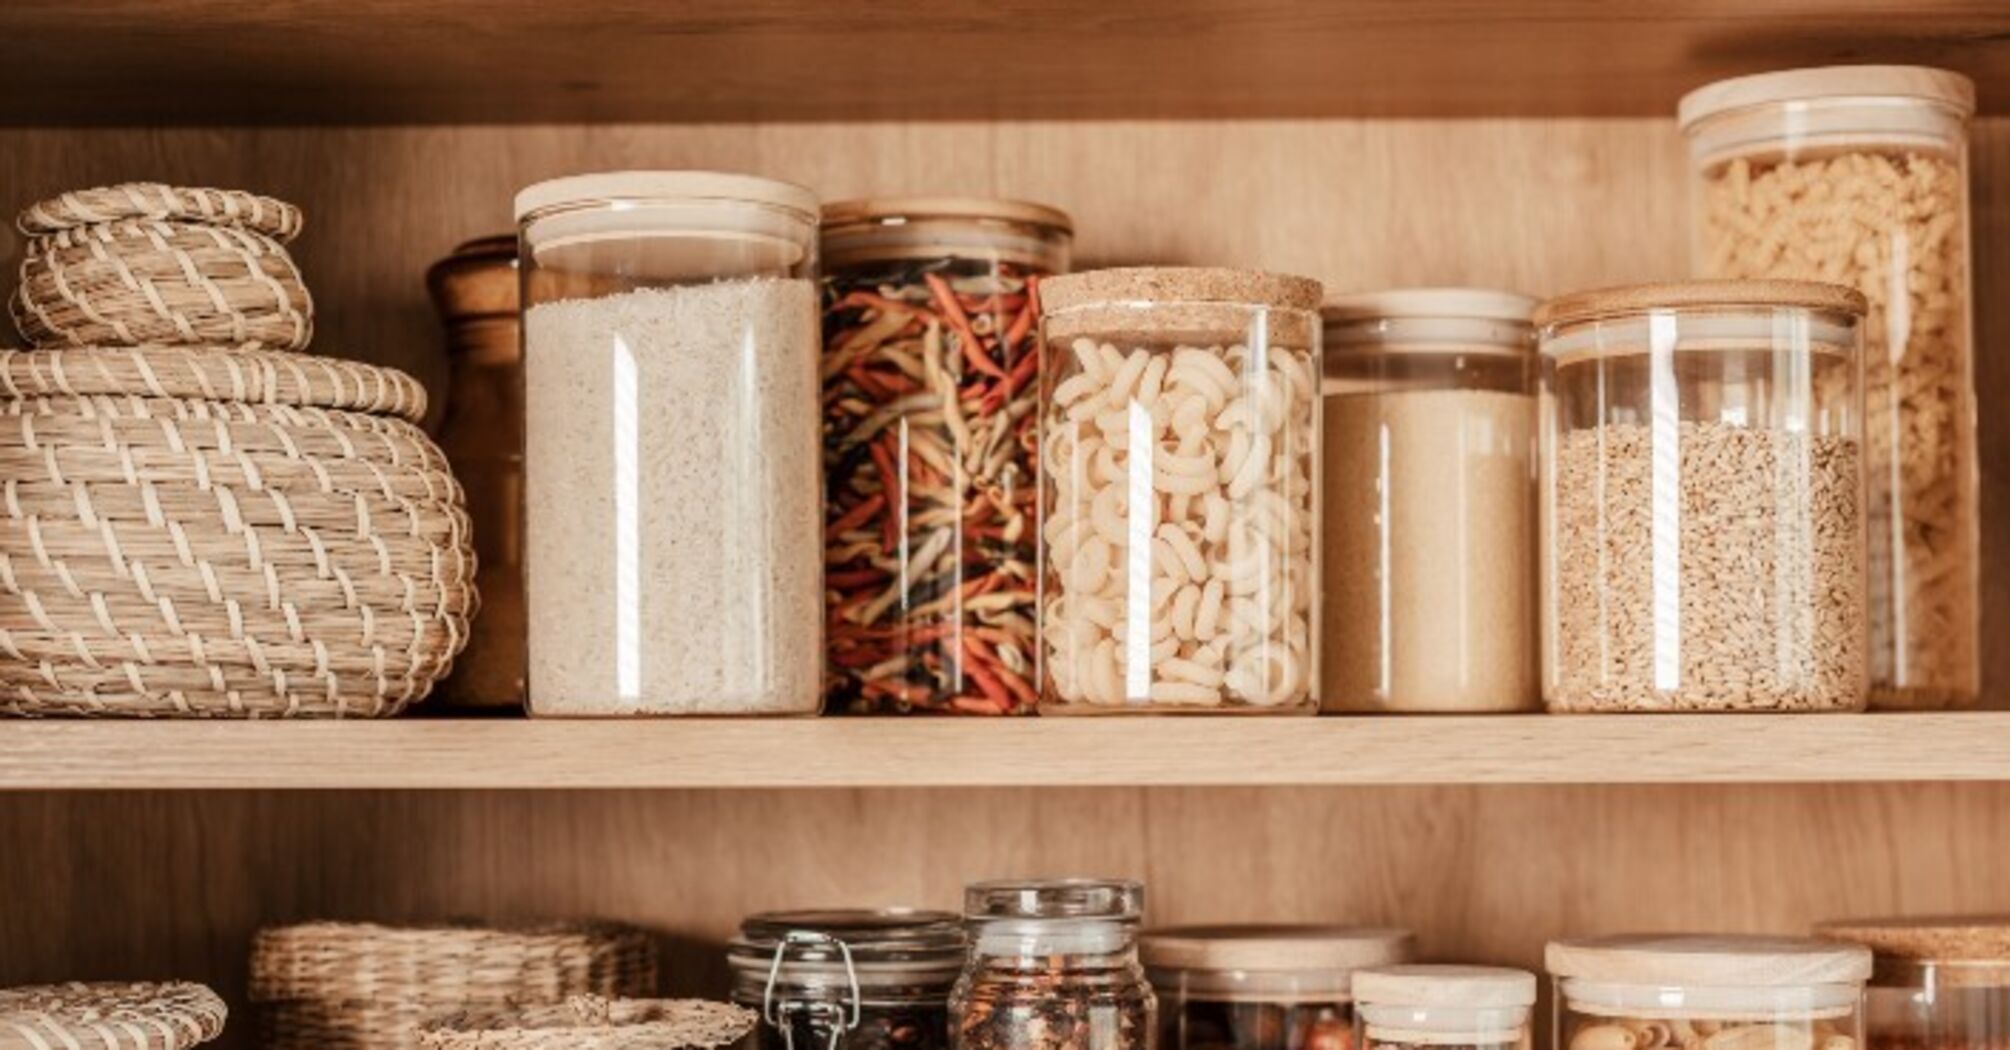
<box><xmin>517</xmin><ymin>171</ymin><xmax>823</xmax><ymax>716</ymax></box>
<box><xmin>951</xmin><ymin>878</ymin><xmax>1156</xmax><ymax>1050</ymax></box>
<box><xmin>820</xmin><ymin>199</ymin><xmax>1072</xmax><ymax>715</ymax></box>
<box><xmin>1680</xmin><ymin>65</ymin><xmax>1979</xmax><ymax>710</ymax></box>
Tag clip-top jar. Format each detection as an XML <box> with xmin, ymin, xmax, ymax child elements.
<box><xmin>1817</xmin><ymin>917</ymin><xmax>2010</xmax><ymax>1050</ymax></box>
<box><xmin>1680</xmin><ymin>66</ymin><xmax>1979</xmax><ymax>710</ymax></box>
<box><xmin>1352</xmin><ymin>965</ymin><xmax>1536</xmax><ymax>1050</ymax></box>
<box><xmin>1144</xmin><ymin>926</ymin><xmax>1413</xmax><ymax>1050</ymax></box>
<box><xmin>951</xmin><ymin>878</ymin><xmax>1156</xmax><ymax>1050</ymax></box>
<box><xmin>731</xmin><ymin>909</ymin><xmax>966</xmax><ymax>1050</ymax></box>
<box><xmin>820</xmin><ymin>198</ymin><xmax>1072</xmax><ymax>715</ymax></box>
<box><xmin>516</xmin><ymin>171</ymin><xmax>823</xmax><ymax>717</ymax></box>
<box><xmin>1549</xmin><ymin>935</ymin><xmax>1871</xmax><ymax>1050</ymax></box>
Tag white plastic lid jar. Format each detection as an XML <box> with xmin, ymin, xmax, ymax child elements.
<box><xmin>1142</xmin><ymin>926</ymin><xmax>1415</xmax><ymax>1050</ymax></box>
<box><xmin>1352</xmin><ymin>965</ymin><xmax>1536</xmax><ymax>1050</ymax></box>
<box><xmin>1548</xmin><ymin>935</ymin><xmax>1872</xmax><ymax>1050</ymax></box>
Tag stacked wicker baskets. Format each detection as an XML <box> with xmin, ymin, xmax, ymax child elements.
<box><xmin>251</xmin><ymin>921</ymin><xmax>661</xmax><ymax>1050</ymax></box>
<box><xmin>0</xmin><ymin>183</ymin><xmax>476</xmax><ymax>716</ymax></box>
<box><xmin>0</xmin><ymin>982</ymin><xmax>227</xmax><ymax>1050</ymax></box>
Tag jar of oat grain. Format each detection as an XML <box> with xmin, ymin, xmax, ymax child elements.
<box><xmin>1680</xmin><ymin>65</ymin><xmax>1978</xmax><ymax>711</ymax></box>
<box><xmin>1536</xmin><ymin>280</ymin><xmax>1869</xmax><ymax>713</ymax></box>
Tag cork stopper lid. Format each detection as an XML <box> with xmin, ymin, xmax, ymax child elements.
<box><xmin>1534</xmin><ymin>280</ymin><xmax>1867</xmax><ymax>329</ymax></box>
<box><xmin>1547</xmin><ymin>935</ymin><xmax>1873</xmax><ymax>987</ymax></box>
<box><xmin>1042</xmin><ymin>267</ymin><xmax>1323</xmax><ymax>314</ymax></box>
<box><xmin>1353</xmin><ymin>965</ymin><xmax>1537</xmax><ymax>1009</ymax></box>
<box><xmin>822</xmin><ymin>197</ymin><xmax>1072</xmax><ymax>233</ymax></box>
<box><xmin>1143</xmin><ymin>925</ymin><xmax>1413</xmax><ymax>974</ymax></box>
<box><xmin>1679</xmin><ymin>65</ymin><xmax>1977</xmax><ymax>129</ymax></box>
<box><xmin>1816</xmin><ymin>917</ymin><xmax>2010</xmax><ymax>985</ymax></box>
<box><xmin>0</xmin><ymin>983</ymin><xmax>227</xmax><ymax>1050</ymax></box>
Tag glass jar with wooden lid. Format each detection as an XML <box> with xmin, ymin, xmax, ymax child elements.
<box><xmin>1549</xmin><ymin>935</ymin><xmax>1872</xmax><ymax>1050</ymax></box>
<box><xmin>1353</xmin><ymin>965</ymin><xmax>1536</xmax><ymax>1050</ymax></box>
<box><xmin>1144</xmin><ymin>925</ymin><xmax>1415</xmax><ymax>1050</ymax></box>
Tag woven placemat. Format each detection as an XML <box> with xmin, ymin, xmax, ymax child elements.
<box><xmin>20</xmin><ymin>184</ymin><xmax>303</xmax><ymax>241</ymax></box>
<box><xmin>251</xmin><ymin>922</ymin><xmax>659</xmax><ymax>1005</ymax></box>
<box><xmin>0</xmin><ymin>346</ymin><xmax>426</xmax><ymax>421</ymax></box>
<box><xmin>420</xmin><ymin>998</ymin><xmax>756</xmax><ymax>1050</ymax></box>
<box><xmin>0</xmin><ymin>982</ymin><xmax>226</xmax><ymax>1050</ymax></box>
<box><xmin>258</xmin><ymin>998</ymin><xmax>447</xmax><ymax>1050</ymax></box>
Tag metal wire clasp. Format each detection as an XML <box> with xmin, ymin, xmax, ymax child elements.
<box><xmin>762</xmin><ymin>930</ymin><xmax>863</xmax><ymax>1050</ymax></box>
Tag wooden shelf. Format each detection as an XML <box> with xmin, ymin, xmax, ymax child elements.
<box><xmin>1</xmin><ymin>1</ymin><xmax>2004</xmax><ymax>124</ymax></box>
<box><xmin>2</xmin><ymin>713</ymin><xmax>2006</xmax><ymax>789</ymax></box>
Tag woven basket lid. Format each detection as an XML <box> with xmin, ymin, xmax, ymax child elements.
<box><xmin>0</xmin><ymin>982</ymin><xmax>226</xmax><ymax>1050</ymax></box>
<box><xmin>1533</xmin><ymin>280</ymin><xmax>1867</xmax><ymax>329</ymax></box>
<box><xmin>1042</xmin><ymin>267</ymin><xmax>1323</xmax><ymax>313</ymax></box>
<box><xmin>0</xmin><ymin>347</ymin><xmax>428</xmax><ymax>423</ymax></box>
<box><xmin>1352</xmin><ymin>965</ymin><xmax>1537</xmax><ymax>1009</ymax></box>
<box><xmin>18</xmin><ymin>184</ymin><xmax>303</xmax><ymax>241</ymax></box>
<box><xmin>1815</xmin><ymin>916</ymin><xmax>2010</xmax><ymax>963</ymax></box>
<box><xmin>1546</xmin><ymin>935</ymin><xmax>1873</xmax><ymax>987</ymax></box>
<box><xmin>1141</xmin><ymin>925</ymin><xmax>1414</xmax><ymax>973</ymax></box>
<box><xmin>1678</xmin><ymin>65</ymin><xmax>1976</xmax><ymax>129</ymax></box>
<box><xmin>420</xmin><ymin>998</ymin><xmax>755</xmax><ymax>1050</ymax></box>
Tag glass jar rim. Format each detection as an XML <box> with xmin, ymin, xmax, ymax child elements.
<box><xmin>514</xmin><ymin>170</ymin><xmax>819</xmax><ymax>224</ymax></box>
<box><xmin>1534</xmin><ymin>281</ymin><xmax>1864</xmax><ymax>330</ymax></box>
<box><xmin>729</xmin><ymin>908</ymin><xmax>964</xmax><ymax>964</ymax></box>
<box><xmin>821</xmin><ymin>197</ymin><xmax>1073</xmax><ymax>235</ymax></box>
<box><xmin>964</xmin><ymin>878</ymin><xmax>1143</xmax><ymax>923</ymax></box>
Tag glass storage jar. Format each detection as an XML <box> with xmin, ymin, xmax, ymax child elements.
<box><xmin>1549</xmin><ymin>936</ymin><xmax>1871</xmax><ymax>1050</ymax></box>
<box><xmin>516</xmin><ymin>171</ymin><xmax>823</xmax><ymax>716</ymax></box>
<box><xmin>1680</xmin><ymin>65</ymin><xmax>1979</xmax><ymax>711</ymax></box>
<box><xmin>425</xmin><ymin>234</ymin><xmax>526</xmax><ymax>710</ymax></box>
<box><xmin>1144</xmin><ymin>926</ymin><xmax>1413</xmax><ymax>1050</ymax></box>
<box><xmin>1817</xmin><ymin>917</ymin><xmax>2010</xmax><ymax>1050</ymax></box>
<box><xmin>1039</xmin><ymin>268</ymin><xmax>1324</xmax><ymax>713</ymax></box>
<box><xmin>951</xmin><ymin>878</ymin><xmax>1155</xmax><ymax>1050</ymax></box>
<box><xmin>819</xmin><ymin>198</ymin><xmax>1073</xmax><ymax>715</ymax></box>
<box><xmin>730</xmin><ymin>909</ymin><xmax>966</xmax><ymax>1050</ymax></box>
<box><xmin>1320</xmin><ymin>289</ymin><xmax>1538</xmax><ymax>714</ymax></box>
<box><xmin>1535</xmin><ymin>280</ymin><xmax>1869</xmax><ymax>713</ymax></box>
<box><xmin>1352</xmin><ymin>965</ymin><xmax>1535</xmax><ymax>1050</ymax></box>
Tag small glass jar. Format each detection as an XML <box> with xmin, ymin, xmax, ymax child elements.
<box><xmin>819</xmin><ymin>199</ymin><xmax>1073</xmax><ymax>715</ymax></box>
<box><xmin>425</xmin><ymin>234</ymin><xmax>526</xmax><ymax>710</ymax></box>
<box><xmin>1143</xmin><ymin>926</ymin><xmax>1413</xmax><ymax>1050</ymax></box>
<box><xmin>1320</xmin><ymin>289</ymin><xmax>1538</xmax><ymax>714</ymax></box>
<box><xmin>517</xmin><ymin>171</ymin><xmax>823</xmax><ymax>716</ymax></box>
<box><xmin>951</xmin><ymin>878</ymin><xmax>1156</xmax><ymax>1050</ymax></box>
<box><xmin>730</xmin><ymin>909</ymin><xmax>966</xmax><ymax>1050</ymax></box>
<box><xmin>1353</xmin><ymin>965</ymin><xmax>1535</xmax><ymax>1050</ymax></box>
<box><xmin>1536</xmin><ymin>281</ymin><xmax>1869</xmax><ymax>713</ymax></box>
<box><xmin>1817</xmin><ymin>918</ymin><xmax>2010</xmax><ymax>1050</ymax></box>
<box><xmin>1039</xmin><ymin>268</ymin><xmax>1324</xmax><ymax>713</ymax></box>
<box><xmin>1549</xmin><ymin>936</ymin><xmax>1871</xmax><ymax>1050</ymax></box>
<box><xmin>1680</xmin><ymin>66</ymin><xmax>1979</xmax><ymax>711</ymax></box>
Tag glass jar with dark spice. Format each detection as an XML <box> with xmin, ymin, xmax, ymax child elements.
<box><xmin>1817</xmin><ymin>917</ymin><xmax>2010</xmax><ymax>1050</ymax></box>
<box><xmin>730</xmin><ymin>909</ymin><xmax>965</xmax><ymax>1050</ymax></box>
<box><xmin>1143</xmin><ymin>926</ymin><xmax>1413</xmax><ymax>1050</ymax></box>
<box><xmin>952</xmin><ymin>878</ymin><xmax>1156</xmax><ymax>1050</ymax></box>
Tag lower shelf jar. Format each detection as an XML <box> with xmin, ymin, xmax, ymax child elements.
<box><xmin>1818</xmin><ymin>917</ymin><xmax>2010</xmax><ymax>1050</ymax></box>
<box><xmin>729</xmin><ymin>909</ymin><xmax>965</xmax><ymax>1050</ymax></box>
<box><xmin>952</xmin><ymin>878</ymin><xmax>1155</xmax><ymax>1050</ymax></box>
<box><xmin>1548</xmin><ymin>936</ymin><xmax>1872</xmax><ymax>1050</ymax></box>
<box><xmin>1352</xmin><ymin>965</ymin><xmax>1536</xmax><ymax>1050</ymax></box>
<box><xmin>1143</xmin><ymin>926</ymin><xmax>1414</xmax><ymax>1050</ymax></box>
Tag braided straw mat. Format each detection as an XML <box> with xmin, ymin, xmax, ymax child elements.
<box><xmin>0</xmin><ymin>347</ymin><xmax>474</xmax><ymax>717</ymax></box>
<box><xmin>250</xmin><ymin>922</ymin><xmax>660</xmax><ymax>1005</ymax></box>
<box><xmin>421</xmin><ymin>998</ymin><xmax>756</xmax><ymax>1050</ymax></box>
<box><xmin>13</xmin><ymin>219</ymin><xmax>313</xmax><ymax>350</ymax></box>
<box><xmin>0</xmin><ymin>982</ymin><xmax>226</xmax><ymax>1050</ymax></box>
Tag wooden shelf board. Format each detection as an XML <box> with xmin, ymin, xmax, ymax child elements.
<box><xmin>0</xmin><ymin>1</ymin><xmax>2003</xmax><ymax>123</ymax></box>
<box><xmin>0</xmin><ymin>713</ymin><xmax>2003</xmax><ymax>789</ymax></box>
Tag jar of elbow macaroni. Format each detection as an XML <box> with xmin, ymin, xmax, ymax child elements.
<box><xmin>1038</xmin><ymin>267</ymin><xmax>1323</xmax><ymax>714</ymax></box>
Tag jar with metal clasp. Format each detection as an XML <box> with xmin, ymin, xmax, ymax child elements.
<box><xmin>731</xmin><ymin>909</ymin><xmax>966</xmax><ymax>1050</ymax></box>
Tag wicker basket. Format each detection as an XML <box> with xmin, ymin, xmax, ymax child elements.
<box><xmin>421</xmin><ymin>998</ymin><xmax>756</xmax><ymax>1050</ymax></box>
<box><xmin>0</xmin><ymin>346</ymin><xmax>475</xmax><ymax>717</ymax></box>
<box><xmin>0</xmin><ymin>982</ymin><xmax>227</xmax><ymax>1050</ymax></box>
<box><xmin>19</xmin><ymin>183</ymin><xmax>303</xmax><ymax>240</ymax></box>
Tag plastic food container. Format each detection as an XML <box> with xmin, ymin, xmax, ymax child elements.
<box><xmin>1816</xmin><ymin>917</ymin><xmax>2010</xmax><ymax>1050</ymax></box>
<box><xmin>1039</xmin><ymin>268</ymin><xmax>1324</xmax><ymax>713</ymax></box>
<box><xmin>951</xmin><ymin>878</ymin><xmax>1155</xmax><ymax>1050</ymax></box>
<box><xmin>1549</xmin><ymin>936</ymin><xmax>1872</xmax><ymax>1050</ymax></box>
<box><xmin>1320</xmin><ymin>289</ymin><xmax>1538</xmax><ymax>714</ymax></box>
<box><xmin>1144</xmin><ymin>926</ymin><xmax>1414</xmax><ymax>1050</ymax></box>
<box><xmin>1680</xmin><ymin>66</ymin><xmax>1979</xmax><ymax>711</ymax></box>
<box><xmin>1353</xmin><ymin>965</ymin><xmax>1536</xmax><ymax>1050</ymax></box>
<box><xmin>729</xmin><ymin>909</ymin><xmax>965</xmax><ymax>1050</ymax></box>
<box><xmin>820</xmin><ymin>198</ymin><xmax>1073</xmax><ymax>715</ymax></box>
<box><xmin>1535</xmin><ymin>281</ymin><xmax>1869</xmax><ymax>713</ymax></box>
<box><xmin>516</xmin><ymin>170</ymin><xmax>823</xmax><ymax>716</ymax></box>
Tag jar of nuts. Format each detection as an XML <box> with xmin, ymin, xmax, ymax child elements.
<box><xmin>1144</xmin><ymin>926</ymin><xmax>1414</xmax><ymax>1050</ymax></box>
<box><xmin>1352</xmin><ymin>965</ymin><xmax>1535</xmax><ymax>1050</ymax></box>
<box><xmin>1548</xmin><ymin>936</ymin><xmax>1871</xmax><ymax>1050</ymax></box>
<box><xmin>1038</xmin><ymin>267</ymin><xmax>1323</xmax><ymax>714</ymax></box>
<box><xmin>1535</xmin><ymin>280</ymin><xmax>1870</xmax><ymax>713</ymax></box>
<box><xmin>1816</xmin><ymin>917</ymin><xmax>2010</xmax><ymax>1050</ymax></box>
<box><xmin>952</xmin><ymin>879</ymin><xmax>1155</xmax><ymax>1050</ymax></box>
<box><xmin>1679</xmin><ymin>65</ymin><xmax>1979</xmax><ymax>711</ymax></box>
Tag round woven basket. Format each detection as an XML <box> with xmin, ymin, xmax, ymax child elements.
<box><xmin>13</xmin><ymin>219</ymin><xmax>313</xmax><ymax>350</ymax></box>
<box><xmin>0</xmin><ymin>346</ymin><xmax>475</xmax><ymax>717</ymax></box>
<box><xmin>0</xmin><ymin>982</ymin><xmax>227</xmax><ymax>1050</ymax></box>
<box><xmin>421</xmin><ymin>998</ymin><xmax>757</xmax><ymax>1050</ymax></box>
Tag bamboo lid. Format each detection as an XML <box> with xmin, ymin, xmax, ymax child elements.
<box><xmin>1353</xmin><ymin>965</ymin><xmax>1538</xmax><ymax>1009</ymax></box>
<box><xmin>1547</xmin><ymin>935</ymin><xmax>1872</xmax><ymax>987</ymax></box>
<box><xmin>1534</xmin><ymin>280</ymin><xmax>1866</xmax><ymax>329</ymax></box>
<box><xmin>0</xmin><ymin>983</ymin><xmax>227</xmax><ymax>1050</ymax></box>
<box><xmin>515</xmin><ymin>171</ymin><xmax>818</xmax><ymax>222</ymax></box>
<box><xmin>822</xmin><ymin>197</ymin><xmax>1072</xmax><ymax>233</ymax></box>
<box><xmin>1324</xmin><ymin>288</ymin><xmax>1536</xmax><ymax>325</ymax></box>
<box><xmin>1679</xmin><ymin>65</ymin><xmax>1976</xmax><ymax>129</ymax></box>
<box><xmin>1815</xmin><ymin>916</ymin><xmax>2010</xmax><ymax>963</ymax></box>
<box><xmin>1142</xmin><ymin>925</ymin><xmax>1413</xmax><ymax>973</ymax></box>
<box><xmin>1042</xmin><ymin>267</ymin><xmax>1323</xmax><ymax>313</ymax></box>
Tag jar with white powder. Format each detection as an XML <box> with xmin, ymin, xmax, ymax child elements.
<box><xmin>1536</xmin><ymin>280</ymin><xmax>1869</xmax><ymax>713</ymax></box>
<box><xmin>1320</xmin><ymin>289</ymin><xmax>1538</xmax><ymax>714</ymax></box>
<box><xmin>1680</xmin><ymin>66</ymin><xmax>1979</xmax><ymax>710</ymax></box>
<box><xmin>516</xmin><ymin>171</ymin><xmax>823</xmax><ymax>716</ymax></box>
<box><xmin>1039</xmin><ymin>267</ymin><xmax>1323</xmax><ymax>714</ymax></box>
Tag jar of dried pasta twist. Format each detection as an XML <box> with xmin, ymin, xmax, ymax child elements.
<box><xmin>1679</xmin><ymin>65</ymin><xmax>1979</xmax><ymax>710</ymax></box>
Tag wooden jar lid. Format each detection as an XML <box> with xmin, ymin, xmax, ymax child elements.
<box><xmin>0</xmin><ymin>982</ymin><xmax>226</xmax><ymax>1050</ymax></box>
<box><xmin>1534</xmin><ymin>280</ymin><xmax>1866</xmax><ymax>329</ymax></box>
<box><xmin>1353</xmin><ymin>965</ymin><xmax>1538</xmax><ymax>1009</ymax></box>
<box><xmin>1043</xmin><ymin>266</ymin><xmax>1323</xmax><ymax>314</ymax></box>
<box><xmin>1547</xmin><ymin>934</ymin><xmax>1873</xmax><ymax>987</ymax></box>
<box><xmin>18</xmin><ymin>183</ymin><xmax>303</xmax><ymax>242</ymax></box>
<box><xmin>1679</xmin><ymin>65</ymin><xmax>1977</xmax><ymax>129</ymax></box>
<box><xmin>1142</xmin><ymin>925</ymin><xmax>1413</xmax><ymax>973</ymax></box>
<box><xmin>514</xmin><ymin>170</ymin><xmax>817</xmax><ymax>222</ymax></box>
